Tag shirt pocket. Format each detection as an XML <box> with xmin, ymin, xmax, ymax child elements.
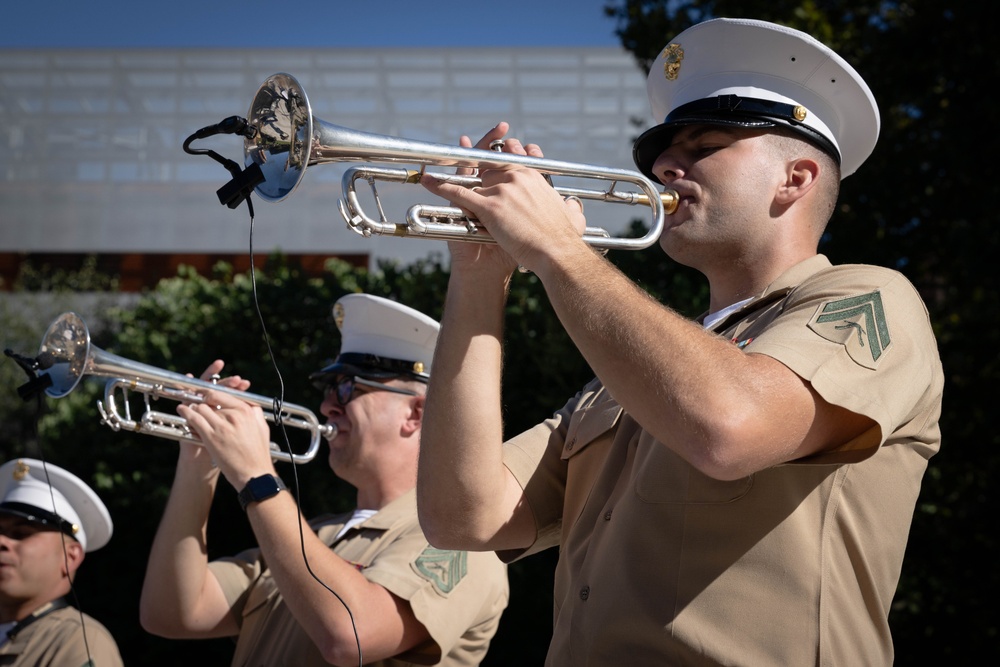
<box><xmin>240</xmin><ymin>571</ymin><xmax>280</xmax><ymax>621</ymax></box>
<box><xmin>633</xmin><ymin>434</ymin><xmax>754</xmax><ymax>504</ymax></box>
<box><xmin>560</xmin><ymin>390</ymin><xmax>623</xmax><ymax>461</ymax></box>
<box><xmin>560</xmin><ymin>394</ymin><xmax>623</xmax><ymax>526</ymax></box>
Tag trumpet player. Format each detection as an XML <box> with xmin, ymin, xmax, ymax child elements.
<box><xmin>140</xmin><ymin>294</ymin><xmax>508</xmax><ymax>667</ymax></box>
<box><xmin>416</xmin><ymin>17</ymin><xmax>943</xmax><ymax>667</ymax></box>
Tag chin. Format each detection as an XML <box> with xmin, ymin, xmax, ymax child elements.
<box><xmin>659</xmin><ymin>237</ymin><xmax>706</xmax><ymax>273</ymax></box>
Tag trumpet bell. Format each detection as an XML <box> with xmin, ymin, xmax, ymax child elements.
<box><xmin>245</xmin><ymin>72</ymin><xmax>313</xmax><ymax>202</ymax></box>
<box><xmin>37</xmin><ymin>312</ymin><xmax>92</xmax><ymax>398</ymax></box>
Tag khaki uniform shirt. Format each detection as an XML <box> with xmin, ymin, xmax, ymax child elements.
<box><xmin>0</xmin><ymin>603</ymin><xmax>123</xmax><ymax>667</ymax></box>
<box><xmin>210</xmin><ymin>489</ymin><xmax>509</xmax><ymax>667</ymax></box>
<box><xmin>501</xmin><ymin>255</ymin><xmax>943</xmax><ymax>667</ymax></box>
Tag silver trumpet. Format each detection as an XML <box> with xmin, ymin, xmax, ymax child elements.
<box><xmin>32</xmin><ymin>312</ymin><xmax>334</xmax><ymax>464</ymax></box>
<box><xmin>244</xmin><ymin>72</ymin><xmax>678</xmax><ymax>251</ymax></box>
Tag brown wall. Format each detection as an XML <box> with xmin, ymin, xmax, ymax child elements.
<box><xmin>0</xmin><ymin>252</ymin><xmax>369</xmax><ymax>292</ymax></box>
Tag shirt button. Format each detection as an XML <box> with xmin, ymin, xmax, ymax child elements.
<box><xmin>604</xmin><ymin>510</ymin><xmax>613</xmax><ymax>521</ymax></box>
<box><xmin>580</xmin><ymin>586</ymin><xmax>590</xmax><ymax>601</ymax></box>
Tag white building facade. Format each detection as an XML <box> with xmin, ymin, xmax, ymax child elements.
<box><xmin>0</xmin><ymin>47</ymin><xmax>653</xmax><ymax>288</ymax></box>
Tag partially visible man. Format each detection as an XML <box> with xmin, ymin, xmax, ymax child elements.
<box><xmin>0</xmin><ymin>458</ymin><xmax>121</xmax><ymax>667</ymax></box>
<box><xmin>140</xmin><ymin>293</ymin><xmax>509</xmax><ymax>667</ymax></box>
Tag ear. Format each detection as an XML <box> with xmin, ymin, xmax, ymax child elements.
<box><xmin>400</xmin><ymin>395</ymin><xmax>425</xmax><ymax>438</ymax></box>
<box><xmin>62</xmin><ymin>540</ymin><xmax>86</xmax><ymax>579</ymax></box>
<box><xmin>774</xmin><ymin>157</ymin><xmax>820</xmax><ymax>205</ymax></box>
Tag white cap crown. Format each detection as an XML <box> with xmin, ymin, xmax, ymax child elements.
<box><xmin>0</xmin><ymin>458</ymin><xmax>113</xmax><ymax>552</ymax></box>
<box><xmin>636</xmin><ymin>18</ymin><xmax>880</xmax><ymax>179</ymax></box>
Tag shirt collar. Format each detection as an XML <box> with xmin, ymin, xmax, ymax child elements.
<box><xmin>701</xmin><ymin>254</ymin><xmax>833</xmax><ymax>332</ymax></box>
<box><xmin>315</xmin><ymin>488</ymin><xmax>418</xmax><ymax>543</ymax></box>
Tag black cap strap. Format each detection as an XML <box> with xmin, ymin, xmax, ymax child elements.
<box><xmin>666</xmin><ymin>94</ymin><xmax>798</xmax><ymax>124</ymax></box>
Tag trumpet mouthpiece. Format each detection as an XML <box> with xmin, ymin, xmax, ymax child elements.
<box><xmin>661</xmin><ymin>189</ymin><xmax>680</xmax><ymax>215</ymax></box>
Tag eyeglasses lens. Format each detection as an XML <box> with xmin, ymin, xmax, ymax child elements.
<box><xmin>336</xmin><ymin>377</ymin><xmax>355</xmax><ymax>405</ymax></box>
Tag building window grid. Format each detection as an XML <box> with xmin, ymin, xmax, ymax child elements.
<box><xmin>0</xmin><ymin>47</ymin><xmax>652</xmax><ymax>259</ymax></box>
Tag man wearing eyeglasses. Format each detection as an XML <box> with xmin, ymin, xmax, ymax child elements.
<box><xmin>139</xmin><ymin>294</ymin><xmax>509</xmax><ymax>667</ymax></box>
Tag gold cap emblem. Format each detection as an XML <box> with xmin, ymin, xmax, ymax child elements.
<box><xmin>413</xmin><ymin>361</ymin><xmax>425</xmax><ymax>374</ymax></box>
<box><xmin>662</xmin><ymin>43</ymin><xmax>684</xmax><ymax>81</ymax></box>
<box><xmin>13</xmin><ymin>460</ymin><xmax>29</xmax><ymax>481</ymax></box>
<box><xmin>793</xmin><ymin>105</ymin><xmax>808</xmax><ymax>122</ymax></box>
<box><xmin>334</xmin><ymin>302</ymin><xmax>345</xmax><ymax>330</ymax></box>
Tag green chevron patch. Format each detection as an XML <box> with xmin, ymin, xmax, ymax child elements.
<box><xmin>808</xmin><ymin>291</ymin><xmax>891</xmax><ymax>369</ymax></box>
<box><xmin>414</xmin><ymin>548</ymin><xmax>467</xmax><ymax>594</ymax></box>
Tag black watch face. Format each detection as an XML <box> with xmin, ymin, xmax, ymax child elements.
<box><xmin>240</xmin><ymin>475</ymin><xmax>284</xmax><ymax>510</ymax></box>
<box><xmin>248</xmin><ymin>475</ymin><xmax>280</xmax><ymax>498</ymax></box>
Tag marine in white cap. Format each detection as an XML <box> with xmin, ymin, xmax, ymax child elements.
<box><xmin>417</xmin><ymin>17</ymin><xmax>942</xmax><ymax>667</ymax></box>
<box><xmin>140</xmin><ymin>294</ymin><xmax>508</xmax><ymax>667</ymax></box>
<box><xmin>0</xmin><ymin>458</ymin><xmax>122</xmax><ymax>665</ymax></box>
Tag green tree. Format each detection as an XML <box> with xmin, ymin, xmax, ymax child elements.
<box><xmin>2</xmin><ymin>252</ymin><xmax>612</xmax><ymax>665</ymax></box>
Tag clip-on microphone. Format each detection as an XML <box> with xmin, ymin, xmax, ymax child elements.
<box><xmin>4</xmin><ymin>349</ymin><xmax>54</xmax><ymax>401</ymax></box>
<box><xmin>183</xmin><ymin>116</ymin><xmax>264</xmax><ymax>212</ymax></box>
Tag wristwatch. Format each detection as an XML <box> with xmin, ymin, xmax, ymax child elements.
<box><xmin>237</xmin><ymin>474</ymin><xmax>287</xmax><ymax>511</ymax></box>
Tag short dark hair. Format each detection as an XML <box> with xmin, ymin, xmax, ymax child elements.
<box><xmin>765</xmin><ymin>127</ymin><xmax>841</xmax><ymax>228</ymax></box>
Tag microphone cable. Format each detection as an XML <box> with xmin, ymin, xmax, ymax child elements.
<box><xmin>186</xmin><ymin>121</ymin><xmax>363</xmax><ymax>666</ymax></box>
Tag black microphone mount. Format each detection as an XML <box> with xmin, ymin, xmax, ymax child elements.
<box><xmin>183</xmin><ymin>116</ymin><xmax>264</xmax><ymax>212</ymax></box>
<box><xmin>4</xmin><ymin>348</ymin><xmax>54</xmax><ymax>401</ymax></box>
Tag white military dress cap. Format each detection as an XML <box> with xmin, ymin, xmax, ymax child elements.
<box><xmin>0</xmin><ymin>458</ymin><xmax>113</xmax><ymax>552</ymax></box>
<box><xmin>310</xmin><ymin>294</ymin><xmax>440</xmax><ymax>386</ymax></box>
<box><xmin>633</xmin><ymin>17</ymin><xmax>880</xmax><ymax>180</ymax></box>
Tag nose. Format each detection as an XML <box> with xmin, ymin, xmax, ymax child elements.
<box><xmin>320</xmin><ymin>393</ymin><xmax>343</xmax><ymax>419</ymax></box>
<box><xmin>651</xmin><ymin>150</ymin><xmax>684</xmax><ymax>186</ymax></box>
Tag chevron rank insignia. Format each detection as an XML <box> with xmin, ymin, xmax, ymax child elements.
<box><xmin>808</xmin><ymin>291</ymin><xmax>891</xmax><ymax>369</ymax></box>
<box><xmin>414</xmin><ymin>548</ymin><xmax>467</xmax><ymax>595</ymax></box>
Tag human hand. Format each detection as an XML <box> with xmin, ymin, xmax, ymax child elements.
<box><xmin>176</xmin><ymin>360</ymin><xmax>270</xmax><ymax>487</ymax></box>
<box><xmin>177</xmin><ymin>387</ymin><xmax>274</xmax><ymax>491</ymax></box>
<box><xmin>422</xmin><ymin>122</ymin><xmax>521</xmax><ymax>279</ymax></box>
<box><xmin>173</xmin><ymin>360</ymin><xmax>250</xmax><ymax>475</ymax></box>
<box><xmin>194</xmin><ymin>359</ymin><xmax>251</xmax><ymax>391</ymax></box>
<box><xmin>421</xmin><ymin>122</ymin><xmax>586</xmax><ymax>274</ymax></box>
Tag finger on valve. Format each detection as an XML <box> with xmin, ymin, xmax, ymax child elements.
<box><xmin>197</xmin><ymin>360</ymin><xmax>250</xmax><ymax>392</ymax></box>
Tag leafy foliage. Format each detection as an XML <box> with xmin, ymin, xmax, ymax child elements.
<box><xmin>1</xmin><ymin>249</ymin><xmax>632</xmax><ymax>665</ymax></box>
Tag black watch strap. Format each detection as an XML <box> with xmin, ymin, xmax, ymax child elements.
<box><xmin>237</xmin><ymin>474</ymin><xmax>287</xmax><ymax>511</ymax></box>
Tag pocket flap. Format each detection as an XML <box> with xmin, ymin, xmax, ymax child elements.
<box><xmin>562</xmin><ymin>390</ymin><xmax>624</xmax><ymax>459</ymax></box>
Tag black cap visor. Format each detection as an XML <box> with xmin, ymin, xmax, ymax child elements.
<box><xmin>309</xmin><ymin>352</ymin><xmax>429</xmax><ymax>390</ymax></box>
<box><xmin>0</xmin><ymin>501</ymin><xmax>78</xmax><ymax>539</ymax></box>
<box><xmin>633</xmin><ymin>95</ymin><xmax>840</xmax><ymax>181</ymax></box>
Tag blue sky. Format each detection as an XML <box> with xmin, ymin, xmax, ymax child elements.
<box><xmin>1</xmin><ymin>0</ymin><xmax>623</xmax><ymax>48</ymax></box>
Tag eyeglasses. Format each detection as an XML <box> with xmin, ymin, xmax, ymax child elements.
<box><xmin>324</xmin><ymin>376</ymin><xmax>420</xmax><ymax>407</ymax></box>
